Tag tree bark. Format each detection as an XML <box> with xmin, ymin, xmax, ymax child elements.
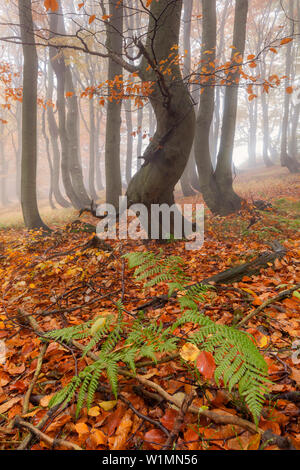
<box><xmin>124</xmin><ymin>99</ymin><xmax>133</xmax><ymax>185</ymax></box>
<box><xmin>18</xmin><ymin>0</ymin><xmax>48</xmax><ymax>230</ymax></box>
<box><xmin>46</xmin><ymin>62</ymin><xmax>70</xmax><ymax>208</ymax></box>
<box><xmin>105</xmin><ymin>0</ymin><xmax>123</xmax><ymax>208</ymax></box>
<box><xmin>126</xmin><ymin>0</ymin><xmax>195</xmax><ymax>214</ymax></box>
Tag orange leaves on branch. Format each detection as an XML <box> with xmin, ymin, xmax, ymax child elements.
<box><xmin>248</xmin><ymin>94</ymin><xmax>258</xmax><ymax>102</ymax></box>
<box><xmin>89</xmin><ymin>15</ymin><xmax>96</xmax><ymax>25</ymax></box>
<box><xmin>78</xmin><ymin>2</ymin><xmax>84</xmax><ymax>9</ymax></box>
<box><xmin>44</xmin><ymin>0</ymin><xmax>59</xmax><ymax>12</ymax></box>
<box><xmin>65</xmin><ymin>91</ymin><xmax>74</xmax><ymax>98</ymax></box>
<box><xmin>286</xmin><ymin>86</ymin><xmax>293</xmax><ymax>94</ymax></box>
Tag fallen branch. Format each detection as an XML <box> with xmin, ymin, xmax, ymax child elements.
<box><xmin>137</xmin><ymin>241</ymin><xmax>287</xmax><ymax>310</ymax></box>
<box><xmin>237</xmin><ymin>283</ymin><xmax>300</xmax><ymax>327</ymax></box>
<box><xmin>164</xmin><ymin>392</ymin><xmax>196</xmax><ymax>449</ymax></box>
<box><xmin>13</xmin><ymin>416</ymin><xmax>82</xmax><ymax>451</ymax></box>
<box><xmin>22</xmin><ymin>343</ymin><xmax>47</xmax><ymax>414</ymax></box>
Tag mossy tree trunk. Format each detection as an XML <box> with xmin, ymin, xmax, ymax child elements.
<box><xmin>126</xmin><ymin>0</ymin><xmax>195</xmax><ymax>213</ymax></box>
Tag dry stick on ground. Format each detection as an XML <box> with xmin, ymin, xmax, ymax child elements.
<box><xmin>16</xmin><ymin>311</ymin><xmax>295</xmax><ymax>448</ymax></box>
<box><xmin>237</xmin><ymin>283</ymin><xmax>300</xmax><ymax>327</ymax></box>
<box><xmin>164</xmin><ymin>391</ymin><xmax>196</xmax><ymax>450</ymax></box>
<box><xmin>136</xmin><ymin>241</ymin><xmax>287</xmax><ymax>311</ymax></box>
<box><xmin>13</xmin><ymin>416</ymin><xmax>82</xmax><ymax>450</ymax></box>
<box><xmin>22</xmin><ymin>343</ymin><xmax>47</xmax><ymax>415</ymax></box>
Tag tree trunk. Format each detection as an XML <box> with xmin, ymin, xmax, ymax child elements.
<box><xmin>248</xmin><ymin>98</ymin><xmax>257</xmax><ymax>166</ymax></box>
<box><xmin>18</xmin><ymin>0</ymin><xmax>48</xmax><ymax>230</ymax></box>
<box><xmin>88</xmin><ymin>95</ymin><xmax>98</xmax><ymax>200</ymax></box>
<box><xmin>105</xmin><ymin>0</ymin><xmax>123</xmax><ymax>208</ymax></box>
<box><xmin>194</xmin><ymin>0</ymin><xmax>217</xmax><ymax>210</ymax></box>
<box><xmin>261</xmin><ymin>89</ymin><xmax>273</xmax><ymax>167</ymax></box>
<box><xmin>46</xmin><ymin>62</ymin><xmax>70</xmax><ymax>208</ymax></box>
<box><xmin>41</xmin><ymin>107</ymin><xmax>55</xmax><ymax>209</ymax></box>
<box><xmin>180</xmin><ymin>0</ymin><xmax>196</xmax><ymax>197</ymax></box>
<box><xmin>126</xmin><ymin>0</ymin><xmax>195</xmax><ymax>213</ymax></box>
<box><xmin>195</xmin><ymin>0</ymin><xmax>248</xmax><ymax>216</ymax></box>
<box><xmin>125</xmin><ymin>99</ymin><xmax>133</xmax><ymax>185</ymax></box>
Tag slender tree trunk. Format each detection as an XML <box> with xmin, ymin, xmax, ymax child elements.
<box><xmin>195</xmin><ymin>0</ymin><xmax>248</xmax><ymax>216</ymax></box>
<box><xmin>105</xmin><ymin>0</ymin><xmax>123</xmax><ymax>208</ymax></box>
<box><xmin>180</xmin><ymin>0</ymin><xmax>196</xmax><ymax>197</ymax></box>
<box><xmin>194</xmin><ymin>0</ymin><xmax>217</xmax><ymax>208</ymax></box>
<box><xmin>18</xmin><ymin>0</ymin><xmax>48</xmax><ymax>230</ymax></box>
<box><xmin>261</xmin><ymin>88</ymin><xmax>273</xmax><ymax>167</ymax></box>
<box><xmin>46</xmin><ymin>62</ymin><xmax>70</xmax><ymax>208</ymax></box>
<box><xmin>127</xmin><ymin>0</ymin><xmax>195</xmax><ymax>215</ymax></box>
<box><xmin>213</xmin><ymin>0</ymin><xmax>248</xmax><ymax>214</ymax></box>
<box><xmin>95</xmin><ymin>108</ymin><xmax>104</xmax><ymax>191</ymax></box>
<box><xmin>88</xmin><ymin>95</ymin><xmax>98</xmax><ymax>200</ymax></box>
<box><xmin>280</xmin><ymin>0</ymin><xmax>300</xmax><ymax>173</ymax></box>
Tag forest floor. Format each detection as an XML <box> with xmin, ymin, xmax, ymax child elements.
<box><xmin>0</xmin><ymin>165</ymin><xmax>299</xmax><ymax>451</ymax></box>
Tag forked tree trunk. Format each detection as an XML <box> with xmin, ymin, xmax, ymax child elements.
<box><xmin>126</xmin><ymin>0</ymin><xmax>195</xmax><ymax>212</ymax></box>
<box><xmin>88</xmin><ymin>95</ymin><xmax>98</xmax><ymax>200</ymax></box>
<box><xmin>18</xmin><ymin>0</ymin><xmax>48</xmax><ymax>230</ymax></box>
<box><xmin>280</xmin><ymin>0</ymin><xmax>300</xmax><ymax>173</ymax></box>
<box><xmin>125</xmin><ymin>99</ymin><xmax>133</xmax><ymax>185</ymax></box>
<box><xmin>195</xmin><ymin>0</ymin><xmax>248</xmax><ymax>216</ymax></box>
<box><xmin>105</xmin><ymin>0</ymin><xmax>123</xmax><ymax>208</ymax></box>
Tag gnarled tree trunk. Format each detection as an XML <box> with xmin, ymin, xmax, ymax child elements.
<box><xmin>18</xmin><ymin>0</ymin><xmax>48</xmax><ymax>230</ymax></box>
<box><xmin>126</xmin><ymin>0</ymin><xmax>195</xmax><ymax>213</ymax></box>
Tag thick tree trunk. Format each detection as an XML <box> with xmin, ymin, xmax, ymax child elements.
<box><xmin>180</xmin><ymin>0</ymin><xmax>196</xmax><ymax>197</ymax></box>
<box><xmin>195</xmin><ymin>0</ymin><xmax>248</xmax><ymax>216</ymax></box>
<box><xmin>194</xmin><ymin>0</ymin><xmax>217</xmax><ymax>210</ymax></box>
<box><xmin>95</xmin><ymin>108</ymin><xmax>104</xmax><ymax>191</ymax></box>
<box><xmin>136</xmin><ymin>105</ymin><xmax>144</xmax><ymax>171</ymax></box>
<box><xmin>18</xmin><ymin>0</ymin><xmax>48</xmax><ymax>230</ymax></box>
<box><xmin>248</xmin><ymin>98</ymin><xmax>258</xmax><ymax>166</ymax></box>
<box><xmin>64</xmin><ymin>67</ymin><xmax>91</xmax><ymax>205</ymax></box>
<box><xmin>41</xmin><ymin>107</ymin><xmax>55</xmax><ymax>209</ymax></box>
<box><xmin>105</xmin><ymin>0</ymin><xmax>123</xmax><ymax>208</ymax></box>
<box><xmin>88</xmin><ymin>95</ymin><xmax>98</xmax><ymax>200</ymax></box>
<box><xmin>126</xmin><ymin>0</ymin><xmax>195</xmax><ymax>213</ymax></box>
<box><xmin>261</xmin><ymin>90</ymin><xmax>274</xmax><ymax>167</ymax></box>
